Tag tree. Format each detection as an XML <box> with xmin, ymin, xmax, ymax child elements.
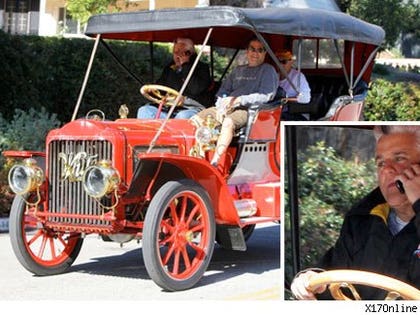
<box><xmin>335</xmin><ymin>0</ymin><xmax>352</xmax><ymax>11</ymax></box>
<box><xmin>336</xmin><ymin>0</ymin><xmax>420</xmax><ymax>49</ymax></box>
<box><xmin>402</xmin><ymin>0</ymin><xmax>420</xmax><ymax>37</ymax></box>
<box><xmin>66</xmin><ymin>0</ymin><xmax>117</xmax><ymax>26</ymax></box>
<box><xmin>347</xmin><ymin>0</ymin><xmax>405</xmax><ymax>48</ymax></box>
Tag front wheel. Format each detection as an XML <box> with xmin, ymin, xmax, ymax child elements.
<box><xmin>9</xmin><ymin>195</ymin><xmax>83</xmax><ymax>275</ymax></box>
<box><xmin>143</xmin><ymin>179</ymin><xmax>215</xmax><ymax>291</ymax></box>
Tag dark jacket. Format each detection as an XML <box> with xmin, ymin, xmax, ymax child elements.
<box><xmin>157</xmin><ymin>54</ymin><xmax>212</xmax><ymax>108</ymax></box>
<box><xmin>318</xmin><ymin>187</ymin><xmax>420</xmax><ymax>299</ymax></box>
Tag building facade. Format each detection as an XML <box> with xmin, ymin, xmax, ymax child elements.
<box><xmin>0</xmin><ymin>0</ymin><xmax>208</xmax><ymax>36</ymax></box>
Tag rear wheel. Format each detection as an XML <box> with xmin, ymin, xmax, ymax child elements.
<box><xmin>9</xmin><ymin>195</ymin><xmax>83</xmax><ymax>275</ymax></box>
<box><xmin>143</xmin><ymin>179</ymin><xmax>215</xmax><ymax>291</ymax></box>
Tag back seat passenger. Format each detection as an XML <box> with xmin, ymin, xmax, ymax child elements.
<box><xmin>287</xmin><ymin>76</ymin><xmax>368</xmax><ymax>120</ymax></box>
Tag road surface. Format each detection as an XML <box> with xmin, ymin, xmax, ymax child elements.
<box><xmin>0</xmin><ymin>222</ymin><xmax>281</xmax><ymax>303</ymax></box>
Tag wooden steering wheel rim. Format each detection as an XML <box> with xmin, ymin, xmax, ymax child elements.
<box><xmin>308</xmin><ymin>270</ymin><xmax>420</xmax><ymax>300</ymax></box>
<box><xmin>140</xmin><ymin>84</ymin><xmax>182</xmax><ymax>107</ymax></box>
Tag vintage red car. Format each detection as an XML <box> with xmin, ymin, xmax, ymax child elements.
<box><xmin>4</xmin><ymin>6</ymin><xmax>384</xmax><ymax>291</ymax></box>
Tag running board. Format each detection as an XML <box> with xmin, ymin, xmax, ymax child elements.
<box><xmin>240</xmin><ymin>216</ymin><xmax>278</xmax><ymax>225</ymax></box>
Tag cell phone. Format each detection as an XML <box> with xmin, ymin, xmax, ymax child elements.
<box><xmin>395</xmin><ymin>180</ymin><xmax>405</xmax><ymax>194</ymax></box>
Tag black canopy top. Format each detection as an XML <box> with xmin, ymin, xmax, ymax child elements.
<box><xmin>85</xmin><ymin>6</ymin><xmax>385</xmax><ymax>48</ymax></box>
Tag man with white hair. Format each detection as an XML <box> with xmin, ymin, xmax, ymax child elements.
<box><xmin>137</xmin><ymin>37</ymin><xmax>211</xmax><ymax>119</ymax></box>
<box><xmin>291</xmin><ymin>125</ymin><xmax>420</xmax><ymax>300</ymax></box>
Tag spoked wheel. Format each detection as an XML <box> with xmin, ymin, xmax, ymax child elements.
<box><xmin>9</xmin><ymin>195</ymin><xmax>83</xmax><ymax>275</ymax></box>
<box><xmin>143</xmin><ymin>179</ymin><xmax>215</xmax><ymax>291</ymax></box>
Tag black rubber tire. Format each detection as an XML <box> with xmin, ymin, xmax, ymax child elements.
<box><xmin>242</xmin><ymin>224</ymin><xmax>256</xmax><ymax>241</ymax></box>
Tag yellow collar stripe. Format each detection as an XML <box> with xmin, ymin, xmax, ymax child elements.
<box><xmin>370</xmin><ymin>203</ymin><xmax>390</xmax><ymax>224</ymax></box>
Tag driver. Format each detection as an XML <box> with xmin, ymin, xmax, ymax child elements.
<box><xmin>137</xmin><ymin>37</ymin><xmax>212</xmax><ymax>119</ymax></box>
<box><xmin>291</xmin><ymin>125</ymin><xmax>420</xmax><ymax>300</ymax></box>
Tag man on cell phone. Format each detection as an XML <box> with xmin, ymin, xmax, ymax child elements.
<box><xmin>137</xmin><ymin>38</ymin><xmax>212</xmax><ymax>119</ymax></box>
<box><xmin>291</xmin><ymin>125</ymin><xmax>420</xmax><ymax>300</ymax></box>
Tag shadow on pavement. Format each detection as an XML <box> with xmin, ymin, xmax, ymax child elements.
<box><xmin>70</xmin><ymin>223</ymin><xmax>280</xmax><ymax>288</ymax></box>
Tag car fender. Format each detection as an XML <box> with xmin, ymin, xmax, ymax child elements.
<box><xmin>131</xmin><ymin>153</ymin><xmax>240</xmax><ymax>225</ymax></box>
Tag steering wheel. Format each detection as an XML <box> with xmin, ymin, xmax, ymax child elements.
<box><xmin>140</xmin><ymin>84</ymin><xmax>183</xmax><ymax>107</ymax></box>
<box><xmin>85</xmin><ymin>109</ymin><xmax>105</xmax><ymax>121</ymax></box>
<box><xmin>308</xmin><ymin>270</ymin><xmax>420</xmax><ymax>300</ymax></box>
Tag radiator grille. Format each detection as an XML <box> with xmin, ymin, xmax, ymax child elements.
<box><xmin>48</xmin><ymin>140</ymin><xmax>113</xmax><ymax>227</ymax></box>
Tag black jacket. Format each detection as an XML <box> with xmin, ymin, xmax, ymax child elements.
<box><xmin>157</xmin><ymin>54</ymin><xmax>212</xmax><ymax>108</ymax></box>
<box><xmin>318</xmin><ymin>187</ymin><xmax>420</xmax><ymax>299</ymax></box>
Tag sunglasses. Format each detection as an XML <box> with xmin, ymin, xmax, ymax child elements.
<box><xmin>247</xmin><ymin>46</ymin><xmax>266</xmax><ymax>53</ymax></box>
<box><xmin>280</xmin><ymin>59</ymin><xmax>292</xmax><ymax>64</ymax></box>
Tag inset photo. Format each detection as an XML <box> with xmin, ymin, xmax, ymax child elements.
<box><xmin>283</xmin><ymin>123</ymin><xmax>420</xmax><ymax>301</ymax></box>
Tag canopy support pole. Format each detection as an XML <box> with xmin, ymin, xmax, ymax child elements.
<box><xmin>72</xmin><ymin>34</ymin><xmax>101</xmax><ymax>121</ymax></box>
<box><xmin>353</xmin><ymin>46</ymin><xmax>380</xmax><ymax>90</ymax></box>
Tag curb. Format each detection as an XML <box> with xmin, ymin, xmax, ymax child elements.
<box><xmin>0</xmin><ymin>218</ymin><xmax>9</xmax><ymax>233</ymax></box>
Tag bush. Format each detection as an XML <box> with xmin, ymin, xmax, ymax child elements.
<box><xmin>364</xmin><ymin>78</ymin><xmax>420</xmax><ymax>121</ymax></box>
<box><xmin>284</xmin><ymin>141</ymin><xmax>377</xmax><ymax>287</ymax></box>
<box><xmin>284</xmin><ymin>196</ymin><xmax>343</xmax><ymax>286</ymax></box>
<box><xmin>0</xmin><ymin>107</ymin><xmax>61</xmax><ymax>153</ymax></box>
<box><xmin>0</xmin><ymin>107</ymin><xmax>61</xmax><ymax>217</ymax></box>
<box><xmin>294</xmin><ymin>141</ymin><xmax>377</xmax><ymax>214</ymax></box>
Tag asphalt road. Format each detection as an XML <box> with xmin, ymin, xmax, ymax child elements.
<box><xmin>0</xmin><ymin>222</ymin><xmax>281</xmax><ymax>302</ymax></box>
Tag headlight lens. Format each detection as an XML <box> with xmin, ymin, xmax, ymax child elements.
<box><xmin>8</xmin><ymin>158</ymin><xmax>44</xmax><ymax>195</ymax></box>
<box><xmin>195</xmin><ymin>126</ymin><xmax>213</xmax><ymax>145</ymax></box>
<box><xmin>83</xmin><ymin>160</ymin><xmax>120</xmax><ymax>198</ymax></box>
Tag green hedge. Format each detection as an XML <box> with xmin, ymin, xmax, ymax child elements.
<box><xmin>0</xmin><ymin>31</ymin><xmax>170</xmax><ymax>122</ymax></box>
<box><xmin>364</xmin><ymin>78</ymin><xmax>420</xmax><ymax>121</ymax></box>
<box><xmin>284</xmin><ymin>141</ymin><xmax>377</xmax><ymax>290</ymax></box>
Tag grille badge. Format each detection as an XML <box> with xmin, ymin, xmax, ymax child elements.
<box><xmin>58</xmin><ymin>152</ymin><xmax>98</xmax><ymax>182</ymax></box>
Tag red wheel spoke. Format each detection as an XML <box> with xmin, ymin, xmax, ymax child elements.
<box><xmin>37</xmin><ymin>234</ymin><xmax>48</xmax><ymax>258</ymax></box>
<box><xmin>172</xmin><ymin>249</ymin><xmax>181</xmax><ymax>275</ymax></box>
<box><xmin>189</xmin><ymin>223</ymin><xmax>204</xmax><ymax>233</ymax></box>
<box><xmin>189</xmin><ymin>242</ymin><xmax>205</xmax><ymax>259</ymax></box>
<box><xmin>27</xmin><ymin>230</ymin><xmax>43</xmax><ymax>246</ymax></box>
<box><xmin>159</xmin><ymin>221</ymin><xmax>176</xmax><ymax>246</ymax></box>
<box><xmin>57</xmin><ymin>234</ymin><xmax>67</xmax><ymax>248</ymax></box>
<box><xmin>179</xmin><ymin>196</ymin><xmax>187</xmax><ymax>223</ymax></box>
<box><xmin>181</xmin><ymin>247</ymin><xmax>191</xmax><ymax>269</ymax></box>
<box><xmin>161</xmin><ymin>219</ymin><xmax>175</xmax><ymax>233</ymax></box>
<box><xmin>162</xmin><ymin>242</ymin><xmax>175</xmax><ymax>265</ymax></box>
<box><xmin>49</xmin><ymin>237</ymin><xmax>57</xmax><ymax>259</ymax></box>
<box><xmin>186</xmin><ymin>204</ymin><xmax>200</xmax><ymax>226</ymax></box>
<box><xmin>159</xmin><ymin>233</ymin><xmax>175</xmax><ymax>247</ymax></box>
<box><xmin>169</xmin><ymin>201</ymin><xmax>179</xmax><ymax>225</ymax></box>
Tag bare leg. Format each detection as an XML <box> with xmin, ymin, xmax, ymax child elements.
<box><xmin>211</xmin><ymin>117</ymin><xmax>234</xmax><ymax>166</ymax></box>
